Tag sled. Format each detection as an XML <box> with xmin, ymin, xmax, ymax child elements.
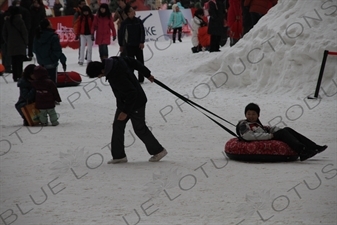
<box><xmin>57</xmin><ymin>71</ymin><xmax>82</xmax><ymax>87</ymax></box>
<box><xmin>21</xmin><ymin>102</ymin><xmax>40</xmax><ymax>126</ymax></box>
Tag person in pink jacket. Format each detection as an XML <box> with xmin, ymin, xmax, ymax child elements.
<box><xmin>91</xmin><ymin>3</ymin><xmax>116</xmax><ymax>61</ymax></box>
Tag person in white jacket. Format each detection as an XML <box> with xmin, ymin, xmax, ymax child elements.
<box><xmin>190</xmin><ymin>8</ymin><xmax>207</xmax><ymax>53</ymax></box>
<box><xmin>237</xmin><ymin>103</ymin><xmax>327</xmax><ymax>161</ymax></box>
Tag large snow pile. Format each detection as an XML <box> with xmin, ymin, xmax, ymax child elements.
<box><xmin>192</xmin><ymin>0</ymin><xmax>337</xmax><ymax>97</ymax></box>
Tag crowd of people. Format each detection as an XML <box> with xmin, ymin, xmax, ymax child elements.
<box><xmin>190</xmin><ymin>0</ymin><xmax>278</xmax><ymax>53</ymax></box>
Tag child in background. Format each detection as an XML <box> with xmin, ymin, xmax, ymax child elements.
<box><xmin>167</xmin><ymin>4</ymin><xmax>186</xmax><ymax>43</ymax></box>
<box><xmin>32</xmin><ymin>66</ymin><xmax>61</xmax><ymax>126</ymax></box>
<box><xmin>74</xmin><ymin>5</ymin><xmax>94</xmax><ymax>65</ymax></box>
<box><xmin>15</xmin><ymin>64</ymin><xmax>36</xmax><ymax>126</ymax></box>
<box><xmin>91</xmin><ymin>3</ymin><xmax>116</xmax><ymax>62</ymax></box>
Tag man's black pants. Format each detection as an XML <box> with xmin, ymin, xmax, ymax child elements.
<box><xmin>111</xmin><ymin>106</ymin><xmax>163</xmax><ymax>159</ymax></box>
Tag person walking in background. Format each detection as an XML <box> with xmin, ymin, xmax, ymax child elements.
<box><xmin>244</xmin><ymin>0</ymin><xmax>277</xmax><ymax>32</ymax></box>
<box><xmin>237</xmin><ymin>103</ymin><xmax>328</xmax><ymax>161</ymax></box>
<box><xmin>113</xmin><ymin>0</ymin><xmax>128</xmax><ymax>56</ymax></box>
<box><xmin>28</xmin><ymin>0</ymin><xmax>46</xmax><ymax>61</ymax></box>
<box><xmin>0</xmin><ymin>10</ymin><xmax>12</xmax><ymax>73</ymax></box>
<box><xmin>91</xmin><ymin>3</ymin><xmax>116</xmax><ymax>62</ymax></box>
<box><xmin>113</xmin><ymin>0</ymin><xmax>128</xmax><ymax>30</ymax></box>
<box><xmin>53</xmin><ymin>0</ymin><xmax>63</xmax><ymax>17</ymax></box>
<box><xmin>118</xmin><ymin>4</ymin><xmax>146</xmax><ymax>83</ymax></box>
<box><xmin>73</xmin><ymin>0</ymin><xmax>87</xmax><ymax>25</ymax></box>
<box><xmin>207</xmin><ymin>0</ymin><xmax>225</xmax><ymax>52</ymax></box>
<box><xmin>74</xmin><ymin>5</ymin><xmax>94</xmax><ymax>65</ymax></box>
<box><xmin>32</xmin><ymin>66</ymin><xmax>61</xmax><ymax>126</ymax></box>
<box><xmin>33</xmin><ymin>18</ymin><xmax>67</xmax><ymax>85</ymax></box>
<box><xmin>15</xmin><ymin>64</ymin><xmax>36</xmax><ymax>126</ymax></box>
<box><xmin>12</xmin><ymin>0</ymin><xmax>32</xmax><ymax>62</ymax></box>
<box><xmin>73</xmin><ymin>0</ymin><xmax>87</xmax><ymax>60</ymax></box>
<box><xmin>167</xmin><ymin>4</ymin><xmax>187</xmax><ymax>43</ymax></box>
<box><xmin>2</xmin><ymin>6</ymin><xmax>28</xmax><ymax>82</ymax></box>
<box><xmin>227</xmin><ymin>0</ymin><xmax>243</xmax><ymax>46</ymax></box>
<box><xmin>86</xmin><ymin>56</ymin><xmax>168</xmax><ymax>164</ymax></box>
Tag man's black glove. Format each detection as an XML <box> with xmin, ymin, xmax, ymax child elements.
<box><xmin>62</xmin><ymin>62</ymin><xmax>67</xmax><ymax>72</ymax></box>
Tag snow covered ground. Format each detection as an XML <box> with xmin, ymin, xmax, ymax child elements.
<box><xmin>1</xmin><ymin>0</ymin><xmax>336</xmax><ymax>224</ymax></box>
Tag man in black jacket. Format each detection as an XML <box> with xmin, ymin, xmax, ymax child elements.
<box><xmin>118</xmin><ymin>4</ymin><xmax>145</xmax><ymax>83</ymax></box>
<box><xmin>86</xmin><ymin>56</ymin><xmax>167</xmax><ymax>164</ymax></box>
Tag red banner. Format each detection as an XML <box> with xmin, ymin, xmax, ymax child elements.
<box><xmin>49</xmin><ymin>16</ymin><xmax>80</xmax><ymax>49</ymax></box>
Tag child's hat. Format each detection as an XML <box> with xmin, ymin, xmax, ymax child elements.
<box><xmin>34</xmin><ymin>66</ymin><xmax>48</xmax><ymax>78</ymax></box>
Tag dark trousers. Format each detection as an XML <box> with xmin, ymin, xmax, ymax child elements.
<box><xmin>99</xmin><ymin>45</ymin><xmax>109</xmax><ymax>61</ymax></box>
<box><xmin>210</xmin><ymin>35</ymin><xmax>221</xmax><ymax>52</ymax></box>
<box><xmin>125</xmin><ymin>45</ymin><xmax>145</xmax><ymax>82</ymax></box>
<box><xmin>15</xmin><ymin>100</ymin><xmax>26</xmax><ymax>120</ymax></box>
<box><xmin>12</xmin><ymin>55</ymin><xmax>24</xmax><ymax>81</ymax></box>
<box><xmin>28</xmin><ymin>31</ymin><xmax>34</xmax><ymax>57</ymax></box>
<box><xmin>111</xmin><ymin>106</ymin><xmax>163</xmax><ymax>159</ymax></box>
<box><xmin>273</xmin><ymin>127</ymin><xmax>318</xmax><ymax>153</ymax></box>
<box><xmin>46</xmin><ymin>67</ymin><xmax>57</xmax><ymax>84</ymax></box>
<box><xmin>250</xmin><ymin>12</ymin><xmax>263</xmax><ymax>29</ymax></box>
<box><xmin>1</xmin><ymin>43</ymin><xmax>12</xmax><ymax>72</ymax></box>
<box><xmin>172</xmin><ymin>27</ymin><xmax>182</xmax><ymax>42</ymax></box>
<box><xmin>220</xmin><ymin>27</ymin><xmax>228</xmax><ymax>47</ymax></box>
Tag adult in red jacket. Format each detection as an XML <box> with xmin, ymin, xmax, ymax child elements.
<box><xmin>227</xmin><ymin>0</ymin><xmax>243</xmax><ymax>46</ymax></box>
<box><xmin>244</xmin><ymin>0</ymin><xmax>277</xmax><ymax>30</ymax></box>
<box><xmin>91</xmin><ymin>3</ymin><xmax>116</xmax><ymax>61</ymax></box>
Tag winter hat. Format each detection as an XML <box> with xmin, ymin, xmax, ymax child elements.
<box><xmin>86</xmin><ymin>61</ymin><xmax>104</xmax><ymax>78</ymax></box>
<box><xmin>23</xmin><ymin>64</ymin><xmax>36</xmax><ymax>79</ymax></box>
<box><xmin>34</xmin><ymin>66</ymin><xmax>48</xmax><ymax>79</ymax></box>
<box><xmin>244</xmin><ymin>103</ymin><xmax>260</xmax><ymax>116</ymax></box>
<box><xmin>172</xmin><ymin>4</ymin><xmax>178</xmax><ymax>11</ymax></box>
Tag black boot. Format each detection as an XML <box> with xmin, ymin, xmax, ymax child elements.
<box><xmin>299</xmin><ymin>146</ymin><xmax>317</xmax><ymax>161</ymax></box>
<box><xmin>23</xmin><ymin>119</ymin><xmax>29</xmax><ymax>126</ymax></box>
<box><xmin>191</xmin><ymin>47</ymin><xmax>198</xmax><ymax>53</ymax></box>
<box><xmin>315</xmin><ymin>145</ymin><xmax>328</xmax><ymax>153</ymax></box>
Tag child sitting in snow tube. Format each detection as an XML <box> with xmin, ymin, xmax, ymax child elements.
<box><xmin>225</xmin><ymin>103</ymin><xmax>328</xmax><ymax>162</ymax></box>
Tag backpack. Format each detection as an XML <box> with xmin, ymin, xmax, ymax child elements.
<box><xmin>203</xmin><ymin>0</ymin><xmax>217</xmax><ymax>17</ymax></box>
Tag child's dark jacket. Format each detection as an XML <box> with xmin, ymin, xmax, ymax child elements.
<box><xmin>32</xmin><ymin>73</ymin><xmax>61</xmax><ymax>109</ymax></box>
<box><xmin>17</xmin><ymin>77</ymin><xmax>35</xmax><ymax>104</ymax></box>
<box><xmin>104</xmin><ymin>56</ymin><xmax>150</xmax><ymax>114</ymax></box>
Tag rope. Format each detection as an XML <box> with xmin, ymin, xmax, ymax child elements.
<box><xmin>154</xmin><ymin>79</ymin><xmax>238</xmax><ymax>137</ymax></box>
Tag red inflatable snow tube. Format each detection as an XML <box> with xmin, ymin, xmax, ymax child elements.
<box><xmin>224</xmin><ymin>138</ymin><xmax>298</xmax><ymax>162</ymax></box>
<box><xmin>57</xmin><ymin>71</ymin><xmax>82</xmax><ymax>87</ymax></box>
